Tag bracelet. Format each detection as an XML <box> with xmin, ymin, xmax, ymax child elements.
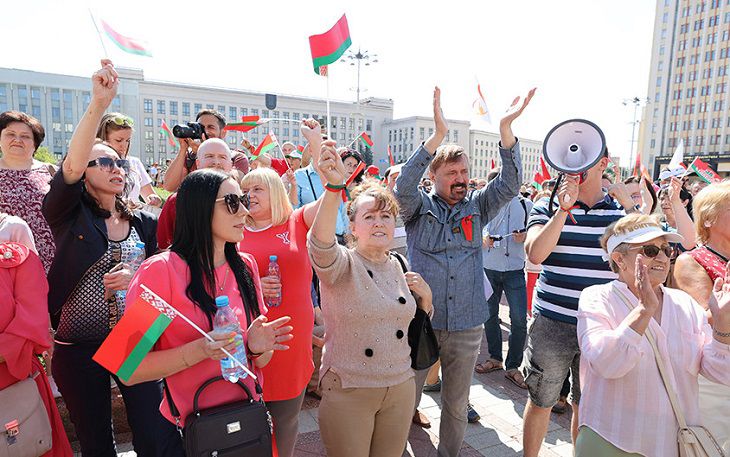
<box><xmin>324</xmin><ymin>183</ymin><xmax>346</xmax><ymax>193</ymax></box>
<box><xmin>246</xmin><ymin>342</ymin><xmax>264</xmax><ymax>358</ymax></box>
<box><xmin>714</xmin><ymin>328</ymin><xmax>730</xmax><ymax>338</ymax></box>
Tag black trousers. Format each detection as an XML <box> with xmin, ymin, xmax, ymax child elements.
<box><xmin>52</xmin><ymin>342</ymin><xmax>184</xmax><ymax>457</ymax></box>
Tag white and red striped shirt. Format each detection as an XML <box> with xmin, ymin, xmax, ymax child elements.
<box><xmin>577</xmin><ymin>280</ymin><xmax>730</xmax><ymax>457</ymax></box>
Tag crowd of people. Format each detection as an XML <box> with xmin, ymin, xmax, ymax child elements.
<box><xmin>2</xmin><ymin>59</ymin><xmax>730</xmax><ymax>457</ymax></box>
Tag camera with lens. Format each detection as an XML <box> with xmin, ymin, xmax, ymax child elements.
<box><xmin>172</xmin><ymin>122</ymin><xmax>206</xmax><ymax>139</ymax></box>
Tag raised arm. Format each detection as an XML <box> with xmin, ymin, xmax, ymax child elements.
<box><xmin>62</xmin><ymin>60</ymin><xmax>118</xmax><ymax>185</ymax></box>
<box><xmin>309</xmin><ymin>140</ymin><xmax>344</xmax><ymax>245</ymax></box>
<box><xmin>668</xmin><ymin>177</ymin><xmax>696</xmax><ymax>249</ymax></box>
<box><xmin>500</xmin><ymin>88</ymin><xmax>536</xmax><ymax>150</ymax></box>
<box><xmin>162</xmin><ymin>142</ymin><xmax>193</xmax><ymax>192</ymax></box>
<box><xmin>300</xmin><ymin>118</ymin><xmax>323</xmax><ymax>174</ymax></box>
<box><xmin>525</xmin><ymin>175</ymin><xmax>579</xmax><ymax>265</ymax></box>
<box><xmin>394</xmin><ymin>87</ymin><xmax>447</xmax><ymax>222</ymax></box>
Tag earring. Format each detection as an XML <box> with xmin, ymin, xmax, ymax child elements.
<box><xmin>704</xmin><ymin>221</ymin><xmax>713</xmax><ymax>228</ymax></box>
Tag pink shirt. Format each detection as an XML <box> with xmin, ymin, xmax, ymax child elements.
<box><xmin>126</xmin><ymin>251</ymin><xmax>267</xmax><ymax>426</ymax></box>
<box><xmin>577</xmin><ymin>280</ymin><xmax>730</xmax><ymax>457</ymax></box>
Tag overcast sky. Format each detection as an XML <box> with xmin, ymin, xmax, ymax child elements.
<box><xmin>3</xmin><ymin>0</ymin><xmax>656</xmax><ymax>165</ymax></box>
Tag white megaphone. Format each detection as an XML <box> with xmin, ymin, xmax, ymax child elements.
<box><xmin>543</xmin><ymin>119</ymin><xmax>606</xmax><ymax>174</ymax></box>
<box><xmin>542</xmin><ymin>119</ymin><xmax>607</xmax><ymax>209</ymax></box>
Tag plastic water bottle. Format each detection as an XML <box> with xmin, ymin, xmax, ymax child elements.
<box><xmin>116</xmin><ymin>241</ymin><xmax>146</xmax><ymax>302</ymax></box>
<box><xmin>213</xmin><ymin>296</ymin><xmax>248</xmax><ymax>382</ymax></box>
<box><xmin>267</xmin><ymin>255</ymin><xmax>282</xmax><ymax>307</ymax></box>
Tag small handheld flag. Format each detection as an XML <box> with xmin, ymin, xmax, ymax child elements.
<box><xmin>100</xmin><ymin>19</ymin><xmax>152</xmax><ymax>57</ymax></box>
<box><xmin>358</xmin><ymin>132</ymin><xmax>374</xmax><ymax>148</ymax></box>
<box><xmin>224</xmin><ymin>116</ymin><xmax>264</xmax><ymax>133</ymax></box>
<box><xmin>686</xmin><ymin>157</ymin><xmax>721</xmax><ymax>184</ymax></box>
<box><xmin>472</xmin><ymin>83</ymin><xmax>492</xmax><ymax>124</ymax></box>
<box><xmin>253</xmin><ymin>133</ymin><xmax>278</xmax><ymax>159</ymax></box>
<box><xmin>160</xmin><ymin>121</ymin><xmax>178</xmax><ymax>148</ymax></box>
<box><xmin>309</xmin><ymin>14</ymin><xmax>352</xmax><ymax>76</ymax></box>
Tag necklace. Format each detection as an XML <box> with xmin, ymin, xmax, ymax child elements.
<box><xmin>217</xmin><ymin>266</ymin><xmax>231</xmax><ymax>292</ymax></box>
<box><xmin>705</xmin><ymin>244</ymin><xmax>730</xmax><ymax>263</ymax></box>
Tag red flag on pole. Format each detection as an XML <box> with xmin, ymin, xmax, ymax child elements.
<box><xmin>687</xmin><ymin>157</ymin><xmax>722</xmax><ymax>183</ymax></box>
<box><xmin>633</xmin><ymin>151</ymin><xmax>642</xmax><ymax>177</ymax></box>
<box><xmin>387</xmin><ymin>145</ymin><xmax>395</xmax><ymax>166</ymax></box>
<box><xmin>309</xmin><ymin>14</ymin><xmax>352</xmax><ymax>76</ymax></box>
<box><xmin>539</xmin><ymin>157</ymin><xmax>551</xmax><ymax>181</ymax></box>
<box><xmin>490</xmin><ymin>159</ymin><xmax>496</xmax><ymax>170</ymax></box>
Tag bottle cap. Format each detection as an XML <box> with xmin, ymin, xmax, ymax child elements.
<box><xmin>215</xmin><ymin>296</ymin><xmax>229</xmax><ymax>307</ymax></box>
<box><xmin>269</xmin><ymin>255</ymin><xmax>277</xmax><ymax>262</ymax></box>
<box><xmin>135</xmin><ymin>241</ymin><xmax>145</xmax><ymax>249</ymax></box>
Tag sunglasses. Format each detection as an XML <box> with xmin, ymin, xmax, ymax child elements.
<box><xmin>627</xmin><ymin>244</ymin><xmax>673</xmax><ymax>258</ymax></box>
<box><xmin>108</xmin><ymin>115</ymin><xmax>134</xmax><ymax>127</ymax></box>
<box><xmin>87</xmin><ymin>157</ymin><xmax>130</xmax><ymax>173</ymax></box>
<box><xmin>216</xmin><ymin>193</ymin><xmax>249</xmax><ymax>214</ymax></box>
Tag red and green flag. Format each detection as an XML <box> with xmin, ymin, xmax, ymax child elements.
<box><xmin>539</xmin><ymin>157</ymin><xmax>551</xmax><ymax>181</ymax></box>
<box><xmin>358</xmin><ymin>132</ymin><xmax>373</xmax><ymax>148</ymax></box>
<box><xmin>687</xmin><ymin>157</ymin><xmax>721</xmax><ymax>184</ymax></box>
<box><xmin>100</xmin><ymin>20</ymin><xmax>152</xmax><ymax>57</ymax></box>
<box><xmin>224</xmin><ymin>116</ymin><xmax>264</xmax><ymax>133</ymax></box>
<box><xmin>160</xmin><ymin>121</ymin><xmax>178</xmax><ymax>148</ymax></box>
<box><xmin>532</xmin><ymin>172</ymin><xmax>543</xmax><ymax>190</ymax></box>
<box><xmin>92</xmin><ymin>293</ymin><xmax>176</xmax><ymax>382</ymax></box>
<box><xmin>387</xmin><ymin>145</ymin><xmax>394</xmax><ymax>166</ymax></box>
<box><xmin>297</xmin><ymin>145</ymin><xmax>305</xmax><ymax>153</ymax></box>
<box><xmin>309</xmin><ymin>14</ymin><xmax>352</xmax><ymax>75</ymax></box>
<box><xmin>253</xmin><ymin>133</ymin><xmax>278</xmax><ymax>159</ymax></box>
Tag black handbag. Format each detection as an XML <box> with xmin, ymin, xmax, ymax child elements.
<box><xmin>390</xmin><ymin>252</ymin><xmax>440</xmax><ymax>370</ymax></box>
<box><xmin>164</xmin><ymin>376</ymin><xmax>273</xmax><ymax>457</ymax></box>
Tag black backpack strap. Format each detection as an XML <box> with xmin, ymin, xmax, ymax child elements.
<box><xmin>519</xmin><ymin>196</ymin><xmax>528</xmax><ymax>228</ymax></box>
<box><xmin>162</xmin><ymin>379</ymin><xmax>183</xmax><ymax>435</ymax></box>
<box><xmin>389</xmin><ymin>251</ymin><xmax>408</xmax><ymax>274</ymax></box>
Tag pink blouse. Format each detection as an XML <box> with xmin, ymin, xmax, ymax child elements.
<box><xmin>577</xmin><ymin>280</ymin><xmax>730</xmax><ymax>457</ymax></box>
<box><xmin>126</xmin><ymin>251</ymin><xmax>267</xmax><ymax>426</ymax></box>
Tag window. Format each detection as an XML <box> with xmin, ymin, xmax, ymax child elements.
<box><xmin>170</xmin><ymin>101</ymin><xmax>178</xmax><ymax>115</ymax></box>
<box><xmin>712</xmin><ymin>117</ymin><xmax>721</xmax><ymax>128</ymax></box>
<box><xmin>262</xmin><ymin>110</ymin><xmax>269</xmax><ymax>118</ymax></box>
<box><xmin>144</xmin><ymin>117</ymin><xmax>153</xmax><ymax>127</ymax></box>
<box><xmin>145</xmin><ymin>143</ymin><xmax>153</xmax><ymax>153</ymax></box>
<box><xmin>689</xmin><ymin>70</ymin><xmax>697</xmax><ymax>81</ymax></box>
<box><xmin>292</xmin><ymin>112</ymin><xmax>299</xmax><ymax>120</ymax></box>
<box><xmin>677</xmin><ymin>57</ymin><xmax>686</xmax><ymax>67</ymax></box>
<box><xmin>283</xmin><ymin>112</ymin><xmax>289</xmax><ymax>120</ymax></box>
<box><xmin>698</xmin><ymin>102</ymin><xmax>707</xmax><ymax>112</ymax></box>
<box><xmin>283</xmin><ymin>128</ymin><xmax>289</xmax><ymax>137</ymax></box>
<box><xmin>348</xmin><ymin>117</ymin><xmax>354</xmax><ymax>130</ymax></box>
<box><xmin>714</xmin><ymin>100</ymin><xmax>725</xmax><ymax>111</ymax></box>
<box><xmin>194</xmin><ymin>103</ymin><xmax>202</xmax><ymax>113</ymax></box>
<box><xmin>157</xmin><ymin>119</ymin><xmax>163</xmax><ymax>127</ymax></box>
<box><xmin>657</xmin><ymin>77</ymin><xmax>663</xmax><ymax>87</ymax></box>
<box><xmin>680</xmin><ymin>23</ymin><xmax>689</xmax><ymax>34</ymax></box>
<box><xmin>696</xmin><ymin>136</ymin><xmax>705</xmax><ymax>146</ymax></box>
<box><xmin>675</xmin><ymin>73</ymin><xmax>683</xmax><ymax>83</ymax></box>
<box><xmin>182</xmin><ymin>102</ymin><xmax>190</xmax><ymax>116</ymax></box>
<box><xmin>145</xmin><ymin>131</ymin><xmax>153</xmax><ymax>140</ymax></box>
<box><xmin>206</xmin><ymin>104</ymin><xmax>214</xmax><ymax>110</ymax></box>
<box><xmin>144</xmin><ymin>99</ymin><xmax>152</xmax><ymax>113</ymax></box>
<box><xmin>339</xmin><ymin>117</ymin><xmax>346</xmax><ymax>129</ymax></box>
<box><xmin>701</xmin><ymin>85</ymin><xmax>710</xmax><ymax>96</ymax></box>
<box><xmin>157</xmin><ymin>100</ymin><xmax>165</xmax><ymax>114</ymax></box>
<box><xmin>243</xmin><ymin>108</ymin><xmax>249</xmax><ymax>117</ymax></box>
<box><xmin>366</xmin><ymin>119</ymin><xmax>373</xmax><ymax>131</ymax></box>
<box><xmin>718</xmin><ymin>82</ymin><xmax>727</xmax><ymax>93</ymax></box>
<box><xmin>218</xmin><ymin>105</ymin><xmax>225</xmax><ymax>114</ymax></box>
<box><xmin>697</xmin><ymin>118</ymin><xmax>706</xmax><ymax>129</ymax></box>
<box><xmin>420</xmin><ymin>127</ymin><xmax>425</xmax><ymax>140</ymax></box>
<box><xmin>229</xmin><ymin>106</ymin><xmax>237</xmax><ymax>121</ymax></box>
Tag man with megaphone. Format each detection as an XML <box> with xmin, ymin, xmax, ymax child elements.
<box><xmin>394</xmin><ymin>86</ymin><xmax>532</xmax><ymax>456</ymax></box>
<box><xmin>521</xmin><ymin>119</ymin><xmax>637</xmax><ymax>457</ymax></box>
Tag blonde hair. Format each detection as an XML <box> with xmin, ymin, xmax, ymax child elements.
<box><xmin>692</xmin><ymin>181</ymin><xmax>730</xmax><ymax>244</ymax></box>
<box><xmin>599</xmin><ymin>213</ymin><xmax>662</xmax><ymax>272</ymax></box>
<box><xmin>429</xmin><ymin>144</ymin><xmax>470</xmax><ymax>173</ymax></box>
<box><xmin>240</xmin><ymin>167</ymin><xmax>293</xmax><ymax>227</ymax></box>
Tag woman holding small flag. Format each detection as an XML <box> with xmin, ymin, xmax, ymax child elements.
<box><xmin>308</xmin><ymin>139</ymin><xmax>433</xmax><ymax>457</ymax></box>
<box><xmin>43</xmin><ymin>60</ymin><xmax>179</xmax><ymax>457</ymax></box>
<box><xmin>237</xmin><ymin>119</ymin><xmax>322</xmax><ymax>457</ymax></box>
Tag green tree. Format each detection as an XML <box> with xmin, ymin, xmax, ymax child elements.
<box><xmin>33</xmin><ymin>146</ymin><xmax>56</xmax><ymax>164</ymax></box>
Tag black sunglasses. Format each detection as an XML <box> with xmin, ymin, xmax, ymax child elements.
<box><xmin>216</xmin><ymin>193</ymin><xmax>249</xmax><ymax>214</ymax></box>
<box><xmin>627</xmin><ymin>244</ymin><xmax>673</xmax><ymax>258</ymax></box>
<box><xmin>87</xmin><ymin>157</ymin><xmax>130</xmax><ymax>173</ymax></box>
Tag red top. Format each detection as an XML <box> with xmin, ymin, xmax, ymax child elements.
<box><xmin>126</xmin><ymin>251</ymin><xmax>267</xmax><ymax>426</ymax></box>
<box><xmin>238</xmin><ymin>208</ymin><xmax>314</xmax><ymax>401</ymax></box>
<box><xmin>270</xmin><ymin>158</ymin><xmax>289</xmax><ymax>177</ymax></box>
<box><xmin>156</xmin><ymin>193</ymin><xmax>177</xmax><ymax>250</ymax></box>
<box><xmin>688</xmin><ymin>246</ymin><xmax>726</xmax><ymax>282</ymax></box>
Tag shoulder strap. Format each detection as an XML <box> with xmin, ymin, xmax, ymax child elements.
<box><xmin>306</xmin><ymin>169</ymin><xmax>319</xmax><ymax>200</ymax></box>
<box><xmin>519</xmin><ymin>197</ymin><xmax>528</xmax><ymax>227</ymax></box>
<box><xmin>390</xmin><ymin>251</ymin><xmax>408</xmax><ymax>274</ymax></box>
<box><xmin>612</xmin><ymin>286</ymin><xmax>689</xmax><ymax>429</ymax></box>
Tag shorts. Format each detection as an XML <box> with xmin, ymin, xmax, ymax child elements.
<box><xmin>521</xmin><ymin>311</ymin><xmax>581</xmax><ymax>408</ymax></box>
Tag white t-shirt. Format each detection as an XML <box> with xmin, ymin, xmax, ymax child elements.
<box><xmin>127</xmin><ymin>156</ymin><xmax>153</xmax><ymax>203</ymax></box>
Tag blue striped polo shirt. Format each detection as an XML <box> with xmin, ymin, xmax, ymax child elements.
<box><xmin>527</xmin><ymin>194</ymin><xmax>624</xmax><ymax>324</ymax></box>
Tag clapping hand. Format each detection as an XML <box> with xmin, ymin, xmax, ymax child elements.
<box><xmin>635</xmin><ymin>254</ymin><xmax>660</xmax><ymax>312</ymax></box>
<box><xmin>501</xmin><ymin>87</ymin><xmax>536</xmax><ymax>127</ymax></box>
<box><xmin>433</xmin><ymin>87</ymin><xmax>448</xmax><ymax>137</ymax></box>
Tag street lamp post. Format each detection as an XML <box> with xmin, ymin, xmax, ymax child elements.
<box><xmin>340</xmin><ymin>48</ymin><xmax>378</xmax><ymax>105</ymax></box>
<box><xmin>623</xmin><ymin>96</ymin><xmax>649</xmax><ymax>176</ymax></box>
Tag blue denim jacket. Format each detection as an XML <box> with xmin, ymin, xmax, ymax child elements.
<box><xmin>394</xmin><ymin>142</ymin><xmax>522</xmax><ymax>331</ymax></box>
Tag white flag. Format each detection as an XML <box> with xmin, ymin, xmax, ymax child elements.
<box><xmin>668</xmin><ymin>141</ymin><xmax>684</xmax><ymax>170</ymax></box>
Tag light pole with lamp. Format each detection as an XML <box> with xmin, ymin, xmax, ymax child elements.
<box><xmin>340</xmin><ymin>48</ymin><xmax>378</xmax><ymax>105</ymax></box>
<box><xmin>623</xmin><ymin>96</ymin><xmax>649</xmax><ymax>178</ymax></box>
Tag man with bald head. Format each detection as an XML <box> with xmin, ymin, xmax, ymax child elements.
<box><xmin>156</xmin><ymin>138</ymin><xmax>234</xmax><ymax>249</ymax></box>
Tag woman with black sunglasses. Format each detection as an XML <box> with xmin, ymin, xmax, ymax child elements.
<box><xmin>574</xmin><ymin>213</ymin><xmax>730</xmax><ymax>456</ymax></box>
<box><xmin>42</xmin><ymin>60</ymin><xmax>182</xmax><ymax>457</ymax></box>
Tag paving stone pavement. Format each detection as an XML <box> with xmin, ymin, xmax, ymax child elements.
<box><xmin>83</xmin><ymin>301</ymin><xmax>576</xmax><ymax>456</ymax></box>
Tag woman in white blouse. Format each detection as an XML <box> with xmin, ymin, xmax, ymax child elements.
<box><xmin>576</xmin><ymin>213</ymin><xmax>730</xmax><ymax>456</ymax></box>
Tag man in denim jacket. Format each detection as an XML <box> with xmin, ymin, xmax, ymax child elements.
<box><xmin>395</xmin><ymin>87</ymin><xmax>534</xmax><ymax>456</ymax></box>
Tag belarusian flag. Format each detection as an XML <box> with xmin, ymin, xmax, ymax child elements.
<box><xmin>532</xmin><ymin>172</ymin><xmax>543</xmax><ymax>190</ymax></box>
<box><xmin>358</xmin><ymin>132</ymin><xmax>373</xmax><ymax>148</ymax></box>
<box><xmin>253</xmin><ymin>133</ymin><xmax>278</xmax><ymax>159</ymax></box>
<box><xmin>387</xmin><ymin>145</ymin><xmax>394</xmax><ymax>166</ymax></box>
<box><xmin>297</xmin><ymin>145</ymin><xmax>305</xmax><ymax>153</ymax></box>
<box><xmin>160</xmin><ymin>121</ymin><xmax>178</xmax><ymax>148</ymax></box>
<box><xmin>687</xmin><ymin>157</ymin><xmax>722</xmax><ymax>184</ymax></box>
<box><xmin>224</xmin><ymin>116</ymin><xmax>263</xmax><ymax>133</ymax></box>
<box><xmin>539</xmin><ymin>157</ymin><xmax>551</xmax><ymax>181</ymax></box>
<box><xmin>101</xmin><ymin>20</ymin><xmax>152</xmax><ymax>57</ymax></box>
<box><xmin>92</xmin><ymin>293</ymin><xmax>176</xmax><ymax>382</ymax></box>
<box><xmin>309</xmin><ymin>14</ymin><xmax>352</xmax><ymax>75</ymax></box>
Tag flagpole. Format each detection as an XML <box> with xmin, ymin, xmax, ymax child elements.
<box><xmin>140</xmin><ymin>285</ymin><xmax>257</xmax><ymax>380</ymax></box>
<box><xmin>88</xmin><ymin>9</ymin><xmax>109</xmax><ymax>58</ymax></box>
<box><xmin>326</xmin><ymin>69</ymin><xmax>331</xmax><ymax>140</ymax></box>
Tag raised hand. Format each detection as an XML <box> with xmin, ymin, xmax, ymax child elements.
<box><xmin>318</xmin><ymin>140</ymin><xmax>346</xmax><ymax>185</ymax></box>
<box><xmin>91</xmin><ymin>59</ymin><xmax>119</xmax><ymax>109</ymax></box>
<box><xmin>246</xmin><ymin>315</ymin><xmax>294</xmax><ymax>354</ymax></box>
<box><xmin>607</xmin><ymin>182</ymin><xmax>634</xmax><ymax>210</ymax></box>
<box><xmin>556</xmin><ymin>175</ymin><xmax>579</xmax><ymax>209</ymax></box>
<box><xmin>433</xmin><ymin>86</ymin><xmax>448</xmax><ymax>137</ymax></box>
<box><xmin>501</xmin><ymin>87</ymin><xmax>537</xmax><ymax>127</ymax></box>
<box><xmin>668</xmin><ymin>176</ymin><xmax>683</xmax><ymax>205</ymax></box>
<box><xmin>301</xmin><ymin>118</ymin><xmax>322</xmax><ymax>142</ymax></box>
<box><xmin>635</xmin><ymin>254</ymin><xmax>660</xmax><ymax>312</ymax></box>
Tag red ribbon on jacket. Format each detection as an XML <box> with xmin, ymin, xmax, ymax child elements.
<box><xmin>461</xmin><ymin>215</ymin><xmax>474</xmax><ymax>242</ymax></box>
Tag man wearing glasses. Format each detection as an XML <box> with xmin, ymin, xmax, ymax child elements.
<box><xmin>157</xmin><ymin>138</ymin><xmax>234</xmax><ymax>249</ymax></box>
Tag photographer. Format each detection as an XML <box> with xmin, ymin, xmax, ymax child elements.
<box><xmin>162</xmin><ymin>109</ymin><xmax>248</xmax><ymax>192</ymax></box>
